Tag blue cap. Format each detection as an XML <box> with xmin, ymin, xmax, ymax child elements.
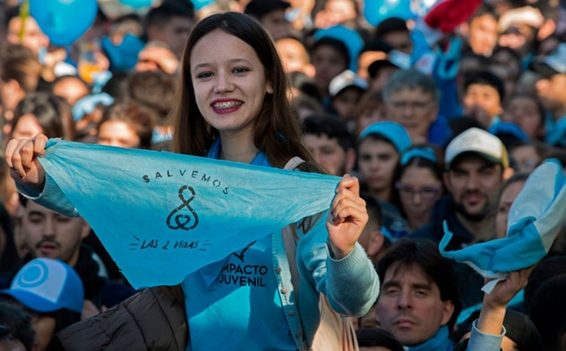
<box><xmin>359</xmin><ymin>121</ymin><xmax>412</xmax><ymax>153</ymax></box>
<box><xmin>400</xmin><ymin>146</ymin><xmax>437</xmax><ymax>165</ymax></box>
<box><xmin>488</xmin><ymin>121</ymin><xmax>529</xmax><ymax>142</ymax></box>
<box><xmin>314</xmin><ymin>25</ymin><xmax>364</xmax><ymax>72</ymax></box>
<box><xmin>1</xmin><ymin>258</ymin><xmax>84</xmax><ymax>314</ymax></box>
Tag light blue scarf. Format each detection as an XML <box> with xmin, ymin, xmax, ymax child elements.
<box><xmin>38</xmin><ymin>139</ymin><xmax>340</xmax><ymax>289</ymax></box>
<box><xmin>406</xmin><ymin>326</ymin><xmax>453</xmax><ymax>351</ymax></box>
<box><xmin>440</xmin><ymin>159</ymin><xmax>566</xmax><ymax>292</ymax></box>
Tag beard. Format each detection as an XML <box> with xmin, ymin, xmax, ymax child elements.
<box><xmin>454</xmin><ymin>193</ymin><xmax>493</xmax><ymax>222</ymax></box>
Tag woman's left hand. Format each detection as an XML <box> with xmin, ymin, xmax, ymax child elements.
<box><xmin>327</xmin><ymin>174</ymin><xmax>368</xmax><ymax>259</ymax></box>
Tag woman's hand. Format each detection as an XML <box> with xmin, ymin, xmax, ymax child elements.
<box><xmin>5</xmin><ymin>134</ymin><xmax>48</xmax><ymax>185</ymax></box>
<box><xmin>327</xmin><ymin>174</ymin><xmax>368</xmax><ymax>259</ymax></box>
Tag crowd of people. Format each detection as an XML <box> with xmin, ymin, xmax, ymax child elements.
<box><xmin>0</xmin><ymin>0</ymin><xmax>565</xmax><ymax>350</ymax></box>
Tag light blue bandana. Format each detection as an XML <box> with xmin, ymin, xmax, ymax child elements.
<box><xmin>440</xmin><ymin>159</ymin><xmax>566</xmax><ymax>292</ymax></box>
<box><xmin>37</xmin><ymin>139</ymin><xmax>340</xmax><ymax>289</ymax></box>
<box><xmin>406</xmin><ymin>326</ymin><xmax>453</xmax><ymax>351</ymax></box>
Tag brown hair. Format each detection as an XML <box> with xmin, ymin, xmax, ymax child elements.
<box><xmin>0</xmin><ymin>44</ymin><xmax>41</xmax><ymax>93</ymax></box>
<box><xmin>127</xmin><ymin>71</ymin><xmax>177</xmax><ymax>124</ymax></box>
<box><xmin>171</xmin><ymin>12</ymin><xmax>316</xmax><ymax>169</ymax></box>
<box><xmin>99</xmin><ymin>101</ymin><xmax>157</xmax><ymax>149</ymax></box>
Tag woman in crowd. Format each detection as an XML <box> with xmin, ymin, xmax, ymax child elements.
<box><xmin>6</xmin><ymin>12</ymin><xmax>378</xmax><ymax>350</ymax></box>
<box><xmin>96</xmin><ymin>101</ymin><xmax>156</xmax><ymax>149</ymax></box>
<box><xmin>393</xmin><ymin>145</ymin><xmax>444</xmax><ymax>232</ymax></box>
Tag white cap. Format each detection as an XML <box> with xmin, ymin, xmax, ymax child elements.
<box><xmin>445</xmin><ymin>128</ymin><xmax>509</xmax><ymax>169</ymax></box>
<box><xmin>329</xmin><ymin>70</ymin><xmax>368</xmax><ymax>97</ymax></box>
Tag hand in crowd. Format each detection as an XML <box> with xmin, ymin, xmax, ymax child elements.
<box><xmin>476</xmin><ymin>267</ymin><xmax>533</xmax><ymax>335</ymax></box>
<box><xmin>327</xmin><ymin>174</ymin><xmax>368</xmax><ymax>259</ymax></box>
<box><xmin>484</xmin><ymin>268</ymin><xmax>532</xmax><ymax>309</ymax></box>
<box><xmin>5</xmin><ymin>134</ymin><xmax>48</xmax><ymax>186</ymax></box>
<box><xmin>136</xmin><ymin>43</ymin><xmax>180</xmax><ymax>75</ymax></box>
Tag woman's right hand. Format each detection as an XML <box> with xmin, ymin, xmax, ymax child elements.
<box><xmin>5</xmin><ymin>134</ymin><xmax>48</xmax><ymax>186</ymax></box>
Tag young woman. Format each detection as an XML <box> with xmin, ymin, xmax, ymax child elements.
<box><xmin>6</xmin><ymin>12</ymin><xmax>378</xmax><ymax>350</ymax></box>
<box><xmin>393</xmin><ymin>145</ymin><xmax>444</xmax><ymax>232</ymax></box>
<box><xmin>96</xmin><ymin>101</ymin><xmax>156</xmax><ymax>149</ymax></box>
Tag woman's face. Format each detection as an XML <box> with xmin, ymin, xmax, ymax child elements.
<box><xmin>510</xmin><ymin>144</ymin><xmax>540</xmax><ymax>174</ymax></box>
<box><xmin>358</xmin><ymin>138</ymin><xmax>398</xmax><ymax>195</ymax></box>
<box><xmin>397</xmin><ymin>165</ymin><xmax>442</xmax><ymax>221</ymax></box>
<box><xmin>495</xmin><ymin>180</ymin><xmax>525</xmax><ymax>238</ymax></box>
<box><xmin>11</xmin><ymin>114</ymin><xmax>43</xmax><ymax>140</ymax></box>
<box><xmin>190</xmin><ymin>29</ymin><xmax>273</xmax><ymax>140</ymax></box>
<box><xmin>97</xmin><ymin>120</ymin><xmax>141</xmax><ymax>148</ymax></box>
<box><xmin>504</xmin><ymin>96</ymin><xmax>542</xmax><ymax>139</ymax></box>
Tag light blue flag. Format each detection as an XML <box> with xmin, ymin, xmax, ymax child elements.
<box><xmin>439</xmin><ymin>159</ymin><xmax>566</xmax><ymax>292</ymax></box>
<box><xmin>38</xmin><ymin>140</ymin><xmax>340</xmax><ymax>289</ymax></box>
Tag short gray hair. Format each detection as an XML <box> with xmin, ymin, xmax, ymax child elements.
<box><xmin>382</xmin><ymin>69</ymin><xmax>440</xmax><ymax>103</ymax></box>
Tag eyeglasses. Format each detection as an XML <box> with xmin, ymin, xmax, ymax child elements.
<box><xmin>388</xmin><ymin>100</ymin><xmax>432</xmax><ymax>111</ymax></box>
<box><xmin>396</xmin><ymin>183</ymin><xmax>442</xmax><ymax>200</ymax></box>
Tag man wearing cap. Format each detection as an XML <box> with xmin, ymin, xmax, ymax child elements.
<box><xmin>413</xmin><ymin>128</ymin><xmax>508</xmax><ymax>248</ymax></box>
<box><xmin>143</xmin><ymin>2</ymin><xmax>195</xmax><ymax>59</ymax></box>
<box><xmin>3</xmin><ymin>197</ymin><xmax>107</xmax><ymax>318</ymax></box>
<box><xmin>244</xmin><ymin>0</ymin><xmax>293</xmax><ymax>39</ymax></box>
<box><xmin>534</xmin><ymin>43</ymin><xmax>566</xmax><ymax>148</ymax></box>
<box><xmin>412</xmin><ymin>128</ymin><xmax>508</xmax><ymax>307</ymax></box>
<box><xmin>0</xmin><ymin>258</ymin><xmax>84</xmax><ymax>351</ymax></box>
<box><xmin>328</xmin><ymin>70</ymin><xmax>368</xmax><ymax>128</ymax></box>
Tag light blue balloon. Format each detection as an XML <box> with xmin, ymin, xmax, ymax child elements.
<box><xmin>30</xmin><ymin>0</ymin><xmax>98</xmax><ymax>46</ymax></box>
<box><xmin>120</xmin><ymin>0</ymin><xmax>155</xmax><ymax>9</ymax></box>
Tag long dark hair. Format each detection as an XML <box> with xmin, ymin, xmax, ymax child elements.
<box><xmin>171</xmin><ymin>12</ymin><xmax>317</xmax><ymax>169</ymax></box>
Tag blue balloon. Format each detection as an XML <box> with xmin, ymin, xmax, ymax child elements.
<box><xmin>120</xmin><ymin>0</ymin><xmax>155</xmax><ymax>9</ymax></box>
<box><xmin>30</xmin><ymin>0</ymin><xmax>97</xmax><ymax>46</ymax></box>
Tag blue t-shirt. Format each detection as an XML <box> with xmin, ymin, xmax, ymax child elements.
<box><xmin>182</xmin><ymin>140</ymin><xmax>297</xmax><ymax>350</ymax></box>
<box><xmin>183</xmin><ymin>236</ymin><xmax>296</xmax><ymax>350</ymax></box>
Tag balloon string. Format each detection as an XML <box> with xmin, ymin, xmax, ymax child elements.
<box><xmin>18</xmin><ymin>0</ymin><xmax>30</xmax><ymax>43</ymax></box>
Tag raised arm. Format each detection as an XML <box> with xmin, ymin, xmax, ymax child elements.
<box><xmin>467</xmin><ymin>268</ymin><xmax>532</xmax><ymax>351</ymax></box>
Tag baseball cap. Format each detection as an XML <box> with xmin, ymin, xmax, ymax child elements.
<box><xmin>445</xmin><ymin>128</ymin><xmax>509</xmax><ymax>169</ymax></box>
<box><xmin>359</xmin><ymin>121</ymin><xmax>412</xmax><ymax>153</ymax></box>
<box><xmin>498</xmin><ymin>6</ymin><xmax>544</xmax><ymax>33</ymax></box>
<box><xmin>314</xmin><ymin>25</ymin><xmax>364</xmax><ymax>72</ymax></box>
<box><xmin>329</xmin><ymin>70</ymin><xmax>368</xmax><ymax>97</ymax></box>
<box><xmin>532</xmin><ymin>43</ymin><xmax>566</xmax><ymax>78</ymax></box>
<box><xmin>1</xmin><ymin>258</ymin><xmax>84</xmax><ymax>314</ymax></box>
<box><xmin>244</xmin><ymin>0</ymin><xmax>290</xmax><ymax>19</ymax></box>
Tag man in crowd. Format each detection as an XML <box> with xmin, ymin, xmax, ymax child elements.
<box><xmin>245</xmin><ymin>0</ymin><xmax>293</xmax><ymax>40</ymax></box>
<box><xmin>302</xmin><ymin>114</ymin><xmax>355</xmax><ymax>176</ymax></box>
<box><xmin>534</xmin><ymin>43</ymin><xmax>566</xmax><ymax>148</ymax></box>
<box><xmin>462</xmin><ymin>70</ymin><xmax>505</xmax><ymax>128</ymax></box>
<box><xmin>412</xmin><ymin>127</ymin><xmax>507</xmax><ymax>248</ymax></box>
<box><xmin>4</xmin><ymin>197</ymin><xmax>106</xmax><ymax>318</ymax></box>
<box><xmin>412</xmin><ymin>127</ymin><xmax>508</xmax><ymax>308</ymax></box>
<box><xmin>375</xmin><ymin>239</ymin><xmax>460</xmax><ymax>350</ymax></box>
<box><xmin>382</xmin><ymin>69</ymin><xmax>450</xmax><ymax>145</ymax></box>
<box><xmin>143</xmin><ymin>2</ymin><xmax>195</xmax><ymax>59</ymax></box>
